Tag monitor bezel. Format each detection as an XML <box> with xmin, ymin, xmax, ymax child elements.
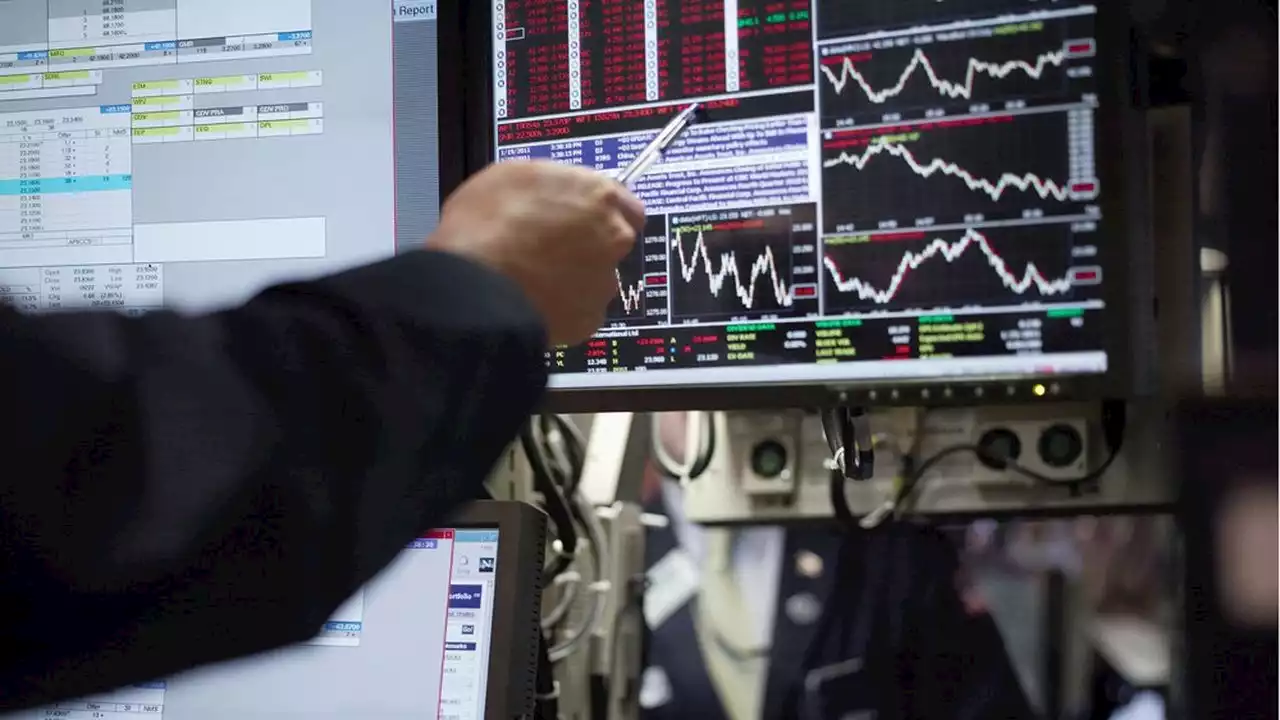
<box><xmin>446</xmin><ymin>2</ymin><xmax>1145</xmax><ymax>412</ymax></box>
<box><xmin>443</xmin><ymin>501</ymin><xmax>546</xmax><ymax>720</ymax></box>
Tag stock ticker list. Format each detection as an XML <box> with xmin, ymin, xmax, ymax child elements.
<box><xmin>492</xmin><ymin>1</ymin><xmax>1110</xmax><ymax>379</ymax></box>
<box><xmin>495</xmin><ymin>0</ymin><xmax>813</xmax><ymax>119</ymax></box>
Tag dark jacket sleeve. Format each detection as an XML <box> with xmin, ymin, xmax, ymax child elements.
<box><xmin>0</xmin><ymin>250</ymin><xmax>547</xmax><ymax>710</ymax></box>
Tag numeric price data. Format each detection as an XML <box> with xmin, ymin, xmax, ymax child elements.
<box><xmin>494</xmin><ymin>0</ymin><xmax>814</xmax><ymax>121</ymax></box>
<box><xmin>494</xmin><ymin>0</ymin><xmax>571</xmax><ymax>118</ymax></box>
<box><xmin>818</xmin><ymin>0</ymin><xmax>1074</xmax><ymax>38</ymax></box>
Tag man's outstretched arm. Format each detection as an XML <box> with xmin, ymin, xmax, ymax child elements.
<box><xmin>0</xmin><ymin>250</ymin><xmax>547</xmax><ymax>710</ymax></box>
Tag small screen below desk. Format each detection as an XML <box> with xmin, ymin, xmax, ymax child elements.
<box><xmin>14</xmin><ymin>529</ymin><xmax>500</xmax><ymax>720</ymax></box>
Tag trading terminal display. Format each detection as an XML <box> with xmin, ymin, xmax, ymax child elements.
<box><xmin>495</xmin><ymin>0</ymin><xmax>1111</xmax><ymax>389</ymax></box>
<box><xmin>494</xmin><ymin>0</ymin><xmax>813</xmax><ymax>119</ymax></box>
<box><xmin>0</xmin><ymin>1</ymin><xmax>443</xmax><ymax>321</ymax></box>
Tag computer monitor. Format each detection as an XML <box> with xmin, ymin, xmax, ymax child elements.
<box><xmin>466</xmin><ymin>0</ymin><xmax>1140</xmax><ymax>410</ymax></box>
<box><xmin>14</xmin><ymin>502</ymin><xmax>546</xmax><ymax>720</ymax></box>
<box><xmin>0</xmin><ymin>0</ymin><xmax>453</xmax><ymax>315</ymax></box>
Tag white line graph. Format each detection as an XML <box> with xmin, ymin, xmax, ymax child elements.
<box><xmin>614</xmin><ymin>269</ymin><xmax>644</xmax><ymax>314</ymax></box>
<box><xmin>672</xmin><ymin>229</ymin><xmax>792</xmax><ymax>310</ymax></box>
<box><xmin>823</xmin><ymin>138</ymin><xmax>1070</xmax><ymax>201</ymax></box>
<box><xmin>823</xmin><ymin>227</ymin><xmax>1074</xmax><ymax>304</ymax></box>
<box><xmin>614</xmin><ymin>267</ymin><xmax>645</xmax><ymax>312</ymax></box>
<box><xmin>819</xmin><ymin>47</ymin><xmax>1066</xmax><ymax>103</ymax></box>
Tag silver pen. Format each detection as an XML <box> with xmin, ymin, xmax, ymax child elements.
<box><xmin>616</xmin><ymin>102</ymin><xmax>702</xmax><ymax>188</ymax></box>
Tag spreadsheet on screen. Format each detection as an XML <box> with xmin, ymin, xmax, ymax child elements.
<box><xmin>0</xmin><ymin>0</ymin><xmax>439</xmax><ymax>315</ymax></box>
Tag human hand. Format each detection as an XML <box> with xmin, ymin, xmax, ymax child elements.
<box><xmin>432</xmin><ymin>161</ymin><xmax>645</xmax><ymax>346</ymax></box>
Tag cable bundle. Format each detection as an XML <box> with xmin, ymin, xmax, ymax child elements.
<box><xmin>521</xmin><ymin>415</ymin><xmax>612</xmax><ymax>718</ymax></box>
<box><xmin>821</xmin><ymin>401</ymin><xmax>1128</xmax><ymax>528</ymax></box>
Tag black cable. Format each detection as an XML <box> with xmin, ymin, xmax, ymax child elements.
<box><xmin>689</xmin><ymin>413</ymin><xmax>717</xmax><ymax>478</ymax></box>
<box><xmin>652</xmin><ymin>413</ymin><xmax>717</xmax><ymax>480</ymax></box>
<box><xmin>563</xmin><ymin>493</ymin><xmax>604</xmax><ymax>618</ymax></box>
<box><xmin>822</xmin><ymin>409</ymin><xmax>855</xmax><ymax>531</ymax></box>
<box><xmin>520</xmin><ymin>422</ymin><xmax>578</xmax><ymax>578</ymax></box>
<box><xmin>532</xmin><ymin>416</ymin><xmax>570</xmax><ymax>489</ymax></box>
<box><xmin>531</xmin><ymin>415</ymin><xmax>611</xmax><ymax>643</ymax></box>
<box><xmin>547</xmin><ymin>414</ymin><xmax>586</xmax><ymax>496</ymax></box>
<box><xmin>533</xmin><ymin>633</ymin><xmax>559</xmax><ymax>720</ymax></box>
<box><xmin>819</xmin><ymin>408</ymin><xmax>843</xmax><ymax>457</ymax></box>
<box><xmin>840</xmin><ymin>408</ymin><xmax>857</xmax><ymax>473</ymax></box>
<box><xmin>850</xmin><ymin>409</ymin><xmax>875</xmax><ymax>481</ymax></box>
<box><xmin>822</xmin><ymin>407</ymin><xmax>870</xmax><ymax>532</ymax></box>
<box><xmin>896</xmin><ymin>400</ymin><xmax>1129</xmax><ymax>509</ymax></box>
<box><xmin>538</xmin><ymin>414</ymin><xmax>585</xmax><ymax>495</ymax></box>
<box><xmin>531</xmin><ymin>417</ymin><xmax>594</xmax><ymax>569</ymax></box>
<box><xmin>829</xmin><ymin>461</ymin><xmax>860</xmax><ymax>533</ymax></box>
<box><xmin>540</xmin><ymin>416</ymin><xmax>605</xmax><ymax>580</ymax></box>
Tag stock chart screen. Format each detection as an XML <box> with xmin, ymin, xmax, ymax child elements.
<box><xmin>489</xmin><ymin>0</ymin><xmax>1110</xmax><ymax>390</ymax></box>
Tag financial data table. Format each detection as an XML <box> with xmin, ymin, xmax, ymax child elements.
<box><xmin>0</xmin><ymin>0</ymin><xmax>313</xmax><ymax>75</ymax></box>
<box><xmin>0</xmin><ymin>105</ymin><xmax>132</xmax><ymax>254</ymax></box>
<box><xmin>494</xmin><ymin>0</ymin><xmax>813</xmax><ymax>119</ymax></box>
<box><xmin>10</xmin><ymin>682</ymin><xmax>165</xmax><ymax>719</ymax></box>
<box><xmin>0</xmin><ymin>262</ymin><xmax>163</xmax><ymax>312</ymax></box>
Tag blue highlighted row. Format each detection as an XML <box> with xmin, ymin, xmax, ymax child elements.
<box><xmin>101</xmin><ymin>104</ymin><xmax>131</xmax><ymax>114</ymax></box>
<box><xmin>16</xmin><ymin>29</ymin><xmax>311</xmax><ymax>58</ymax></box>
<box><xmin>0</xmin><ymin>175</ymin><xmax>132</xmax><ymax>196</ymax></box>
<box><xmin>456</xmin><ymin>530</ymin><xmax>498</xmax><ymax>543</ymax></box>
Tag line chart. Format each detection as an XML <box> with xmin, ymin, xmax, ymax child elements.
<box><xmin>823</xmin><ymin>137</ymin><xmax>1071</xmax><ymax>202</ymax></box>
<box><xmin>821</xmin><ymin>223</ymin><xmax>1099</xmax><ymax>313</ymax></box>
<box><xmin>816</xmin><ymin>12</ymin><xmax>1097</xmax><ymax>126</ymax></box>
<box><xmin>820</xmin><ymin>110</ymin><xmax>1094</xmax><ymax>230</ymax></box>
<box><xmin>614</xmin><ymin>270</ymin><xmax>645</xmax><ymax>314</ymax></box>
<box><xmin>605</xmin><ymin>215</ymin><xmax>670</xmax><ymax>325</ymax></box>
<box><xmin>668</xmin><ymin>203</ymin><xmax>820</xmax><ymax>321</ymax></box>
<box><xmin>673</xmin><ymin>231</ymin><xmax>791</xmax><ymax>310</ymax></box>
<box><xmin>819</xmin><ymin>47</ymin><xmax>1068</xmax><ymax>103</ymax></box>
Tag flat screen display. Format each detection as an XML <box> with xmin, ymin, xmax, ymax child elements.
<box><xmin>0</xmin><ymin>0</ymin><xmax>439</xmax><ymax>315</ymax></box>
<box><xmin>11</xmin><ymin>528</ymin><xmax>501</xmax><ymax>720</ymax></box>
<box><xmin>489</xmin><ymin>0</ymin><xmax>1110</xmax><ymax>391</ymax></box>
